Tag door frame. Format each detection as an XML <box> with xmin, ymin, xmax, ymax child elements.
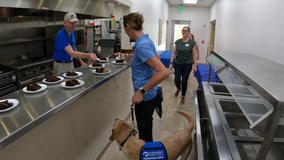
<box><xmin>167</xmin><ymin>20</ymin><xmax>191</xmax><ymax>50</ymax></box>
<box><xmin>209</xmin><ymin>20</ymin><xmax>216</xmax><ymax>55</ymax></box>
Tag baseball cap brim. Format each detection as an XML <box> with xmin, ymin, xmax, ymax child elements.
<box><xmin>68</xmin><ymin>18</ymin><xmax>79</xmax><ymax>22</ymax></box>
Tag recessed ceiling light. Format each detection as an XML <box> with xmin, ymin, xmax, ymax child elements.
<box><xmin>183</xmin><ymin>0</ymin><xmax>198</xmax><ymax>4</ymax></box>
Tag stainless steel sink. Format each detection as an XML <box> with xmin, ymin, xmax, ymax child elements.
<box><xmin>208</xmin><ymin>83</ymin><xmax>231</xmax><ymax>96</ymax></box>
<box><xmin>208</xmin><ymin>83</ymin><xmax>259</xmax><ymax>97</ymax></box>
<box><xmin>215</xmin><ymin>99</ymin><xmax>272</xmax><ymax>136</ymax></box>
<box><xmin>219</xmin><ymin>100</ymin><xmax>242</xmax><ymax>113</ymax></box>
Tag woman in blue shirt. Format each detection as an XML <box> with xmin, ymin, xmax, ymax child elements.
<box><xmin>123</xmin><ymin>12</ymin><xmax>169</xmax><ymax>141</ymax></box>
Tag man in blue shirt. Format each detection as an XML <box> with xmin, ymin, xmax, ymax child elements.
<box><xmin>53</xmin><ymin>12</ymin><xmax>97</xmax><ymax>74</ymax></box>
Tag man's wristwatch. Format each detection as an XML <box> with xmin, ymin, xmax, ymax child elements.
<box><xmin>139</xmin><ymin>87</ymin><xmax>146</xmax><ymax>95</ymax></box>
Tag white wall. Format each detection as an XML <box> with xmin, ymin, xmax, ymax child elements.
<box><xmin>130</xmin><ymin>0</ymin><xmax>169</xmax><ymax>51</ymax></box>
<box><xmin>129</xmin><ymin>1</ymin><xmax>211</xmax><ymax>62</ymax></box>
<box><xmin>168</xmin><ymin>6</ymin><xmax>211</xmax><ymax>63</ymax></box>
<box><xmin>211</xmin><ymin>0</ymin><xmax>284</xmax><ymax>65</ymax></box>
<box><xmin>129</xmin><ymin>0</ymin><xmax>211</xmax><ymax>62</ymax></box>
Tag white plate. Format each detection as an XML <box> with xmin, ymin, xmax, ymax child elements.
<box><xmin>97</xmin><ymin>58</ymin><xmax>108</xmax><ymax>63</ymax></box>
<box><xmin>61</xmin><ymin>79</ymin><xmax>85</xmax><ymax>89</ymax></box>
<box><xmin>108</xmin><ymin>57</ymin><xmax>120</xmax><ymax>61</ymax></box>
<box><xmin>112</xmin><ymin>61</ymin><xmax>126</xmax><ymax>65</ymax></box>
<box><xmin>92</xmin><ymin>69</ymin><xmax>111</xmax><ymax>75</ymax></box>
<box><xmin>89</xmin><ymin>64</ymin><xmax>105</xmax><ymax>69</ymax></box>
<box><xmin>0</xmin><ymin>99</ymin><xmax>19</xmax><ymax>112</ymax></box>
<box><xmin>63</xmin><ymin>71</ymin><xmax>83</xmax><ymax>78</ymax></box>
<box><xmin>42</xmin><ymin>76</ymin><xmax>64</xmax><ymax>84</ymax></box>
<box><xmin>23</xmin><ymin>84</ymin><xmax>47</xmax><ymax>94</ymax></box>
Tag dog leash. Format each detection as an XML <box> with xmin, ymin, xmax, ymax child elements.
<box><xmin>116</xmin><ymin>104</ymin><xmax>137</xmax><ymax>150</ymax></box>
<box><xmin>130</xmin><ymin>104</ymin><xmax>136</xmax><ymax>129</ymax></box>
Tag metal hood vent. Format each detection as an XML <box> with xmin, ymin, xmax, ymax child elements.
<box><xmin>0</xmin><ymin>0</ymin><xmax>113</xmax><ymax>18</ymax></box>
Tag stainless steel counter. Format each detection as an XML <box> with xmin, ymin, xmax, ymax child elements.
<box><xmin>197</xmin><ymin>52</ymin><xmax>284</xmax><ymax>160</ymax></box>
<box><xmin>0</xmin><ymin>61</ymin><xmax>130</xmax><ymax>150</ymax></box>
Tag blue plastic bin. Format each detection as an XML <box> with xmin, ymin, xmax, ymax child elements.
<box><xmin>194</xmin><ymin>64</ymin><xmax>222</xmax><ymax>89</ymax></box>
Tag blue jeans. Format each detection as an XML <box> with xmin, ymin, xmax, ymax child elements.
<box><xmin>173</xmin><ymin>62</ymin><xmax>193</xmax><ymax>96</ymax></box>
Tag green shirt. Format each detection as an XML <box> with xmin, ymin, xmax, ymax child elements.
<box><xmin>175</xmin><ymin>39</ymin><xmax>195</xmax><ymax>64</ymax></box>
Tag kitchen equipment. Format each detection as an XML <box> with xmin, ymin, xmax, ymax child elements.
<box><xmin>0</xmin><ymin>64</ymin><xmax>17</xmax><ymax>96</ymax></box>
<box><xmin>208</xmin><ymin>82</ymin><xmax>259</xmax><ymax>97</ymax></box>
<box><xmin>196</xmin><ymin>52</ymin><xmax>284</xmax><ymax>160</ymax></box>
<box><xmin>4</xmin><ymin>58</ymin><xmax>53</xmax><ymax>88</ymax></box>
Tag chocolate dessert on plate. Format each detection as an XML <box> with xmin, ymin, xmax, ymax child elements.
<box><xmin>65</xmin><ymin>79</ymin><xmax>80</xmax><ymax>86</ymax></box>
<box><xmin>96</xmin><ymin>68</ymin><xmax>105</xmax><ymax>73</ymax></box>
<box><xmin>27</xmin><ymin>83</ymin><xmax>41</xmax><ymax>91</ymax></box>
<box><xmin>92</xmin><ymin>62</ymin><xmax>103</xmax><ymax>67</ymax></box>
<box><xmin>66</xmin><ymin>71</ymin><xmax>78</xmax><ymax>76</ymax></box>
<box><xmin>45</xmin><ymin>75</ymin><xmax>60</xmax><ymax>82</ymax></box>
<box><xmin>115</xmin><ymin>59</ymin><xmax>124</xmax><ymax>63</ymax></box>
<box><xmin>95</xmin><ymin>68</ymin><xmax>110</xmax><ymax>74</ymax></box>
<box><xmin>0</xmin><ymin>100</ymin><xmax>13</xmax><ymax>110</ymax></box>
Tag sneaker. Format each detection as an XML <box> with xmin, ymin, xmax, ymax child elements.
<box><xmin>180</xmin><ymin>96</ymin><xmax>185</xmax><ymax>104</ymax></box>
<box><xmin>175</xmin><ymin>88</ymin><xmax>181</xmax><ymax>97</ymax></box>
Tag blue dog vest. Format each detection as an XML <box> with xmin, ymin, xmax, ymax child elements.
<box><xmin>140</xmin><ymin>141</ymin><xmax>168</xmax><ymax>160</ymax></box>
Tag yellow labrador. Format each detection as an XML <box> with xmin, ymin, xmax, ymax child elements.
<box><xmin>109</xmin><ymin>109</ymin><xmax>194</xmax><ymax>160</ymax></box>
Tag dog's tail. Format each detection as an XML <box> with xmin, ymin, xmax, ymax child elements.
<box><xmin>176</xmin><ymin>109</ymin><xmax>195</xmax><ymax>133</ymax></box>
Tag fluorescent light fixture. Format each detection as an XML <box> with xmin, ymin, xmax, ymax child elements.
<box><xmin>183</xmin><ymin>0</ymin><xmax>198</xmax><ymax>4</ymax></box>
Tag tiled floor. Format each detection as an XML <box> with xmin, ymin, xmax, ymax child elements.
<box><xmin>97</xmin><ymin>71</ymin><xmax>198</xmax><ymax>160</ymax></box>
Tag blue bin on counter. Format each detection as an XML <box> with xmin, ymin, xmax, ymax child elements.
<box><xmin>194</xmin><ymin>64</ymin><xmax>222</xmax><ymax>89</ymax></box>
<box><xmin>159</xmin><ymin>50</ymin><xmax>172</xmax><ymax>68</ymax></box>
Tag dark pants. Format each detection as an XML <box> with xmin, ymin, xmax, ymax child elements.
<box><xmin>135</xmin><ymin>97</ymin><xmax>156</xmax><ymax>142</ymax></box>
<box><xmin>173</xmin><ymin>62</ymin><xmax>193</xmax><ymax>96</ymax></box>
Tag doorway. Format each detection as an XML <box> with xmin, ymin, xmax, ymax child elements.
<box><xmin>169</xmin><ymin>20</ymin><xmax>191</xmax><ymax>50</ymax></box>
<box><xmin>209</xmin><ymin>20</ymin><xmax>216</xmax><ymax>56</ymax></box>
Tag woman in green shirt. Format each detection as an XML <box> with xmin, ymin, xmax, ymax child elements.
<box><xmin>169</xmin><ymin>27</ymin><xmax>198</xmax><ymax>104</ymax></box>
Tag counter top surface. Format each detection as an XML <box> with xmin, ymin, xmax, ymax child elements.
<box><xmin>0</xmin><ymin>61</ymin><xmax>130</xmax><ymax>149</ymax></box>
<box><xmin>216</xmin><ymin>52</ymin><xmax>284</xmax><ymax>103</ymax></box>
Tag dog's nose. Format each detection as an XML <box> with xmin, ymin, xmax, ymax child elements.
<box><xmin>115</xmin><ymin>118</ymin><xmax>119</xmax><ymax>121</ymax></box>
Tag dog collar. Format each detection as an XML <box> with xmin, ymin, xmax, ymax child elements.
<box><xmin>119</xmin><ymin>129</ymin><xmax>137</xmax><ymax>150</ymax></box>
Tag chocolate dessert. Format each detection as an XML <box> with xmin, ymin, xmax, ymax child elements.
<box><xmin>45</xmin><ymin>75</ymin><xmax>60</xmax><ymax>82</ymax></box>
<box><xmin>115</xmin><ymin>59</ymin><xmax>124</xmax><ymax>63</ymax></box>
<box><xmin>108</xmin><ymin>54</ymin><xmax>118</xmax><ymax>59</ymax></box>
<box><xmin>96</xmin><ymin>68</ymin><xmax>104</xmax><ymax>73</ymax></box>
<box><xmin>27</xmin><ymin>83</ymin><xmax>41</xmax><ymax>91</ymax></box>
<box><xmin>98</xmin><ymin>55</ymin><xmax>107</xmax><ymax>60</ymax></box>
<box><xmin>66</xmin><ymin>71</ymin><xmax>78</xmax><ymax>76</ymax></box>
<box><xmin>92</xmin><ymin>62</ymin><xmax>102</xmax><ymax>67</ymax></box>
<box><xmin>95</xmin><ymin>68</ymin><xmax>109</xmax><ymax>73</ymax></box>
<box><xmin>0</xmin><ymin>100</ymin><xmax>13</xmax><ymax>110</ymax></box>
<box><xmin>65</xmin><ymin>79</ymin><xmax>80</xmax><ymax>86</ymax></box>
